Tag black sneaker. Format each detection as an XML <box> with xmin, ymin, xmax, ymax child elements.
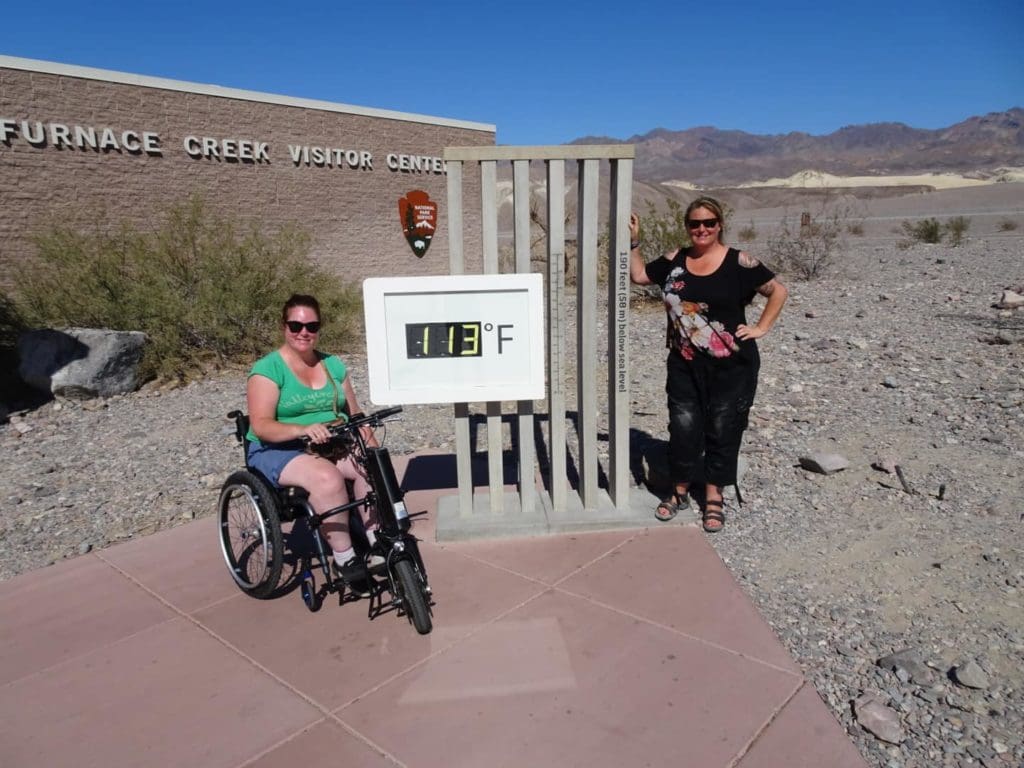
<box><xmin>332</xmin><ymin>558</ymin><xmax>371</xmax><ymax>598</ymax></box>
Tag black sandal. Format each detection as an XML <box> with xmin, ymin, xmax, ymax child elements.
<box><xmin>655</xmin><ymin>493</ymin><xmax>689</xmax><ymax>522</ymax></box>
<box><xmin>702</xmin><ymin>499</ymin><xmax>726</xmax><ymax>533</ymax></box>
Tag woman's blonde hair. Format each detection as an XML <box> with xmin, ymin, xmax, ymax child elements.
<box><xmin>685</xmin><ymin>196</ymin><xmax>727</xmax><ymax>242</ymax></box>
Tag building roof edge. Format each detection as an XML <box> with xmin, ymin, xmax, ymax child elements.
<box><xmin>0</xmin><ymin>54</ymin><xmax>496</xmax><ymax>134</ymax></box>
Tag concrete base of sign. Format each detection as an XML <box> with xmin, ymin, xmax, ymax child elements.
<box><xmin>435</xmin><ymin>485</ymin><xmax>662</xmax><ymax>542</ymax></box>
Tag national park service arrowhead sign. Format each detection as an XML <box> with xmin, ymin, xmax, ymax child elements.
<box><xmin>398</xmin><ymin>190</ymin><xmax>438</xmax><ymax>258</ymax></box>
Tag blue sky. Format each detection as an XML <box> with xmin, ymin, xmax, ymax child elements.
<box><xmin>2</xmin><ymin>0</ymin><xmax>1021</xmax><ymax>145</ymax></box>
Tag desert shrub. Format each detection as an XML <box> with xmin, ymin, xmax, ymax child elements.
<box><xmin>943</xmin><ymin>216</ymin><xmax>970</xmax><ymax>247</ymax></box>
<box><xmin>737</xmin><ymin>221</ymin><xmax>757</xmax><ymax>241</ymax></box>
<box><xmin>764</xmin><ymin>197</ymin><xmax>854</xmax><ymax>280</ymax></box>
<box><xmin>997</xmin><ymin>218</ymin><xmax>1019</xmax><ymax>232</ymax></box>
<box><xmin>0</xmin><ymin>293</ymin><xmax>26</xmax><ymax>409</ymax></box>
<box><xmin>847</xmin><ymin>221</ymin><xmax>865</xmax><ymax>236</ymax></box>
<box><xmin>0</xmin><ymin>291</ymin><xmax>27</xmax><ymax>403</ymax></box>
<box><xmin>640</xmin><ymin>198</ymin><xmax>692</xmax><ymax>257</ymax></box>
<box><xmin>14</xmin><ymin>195</ymin><xmax>361</xmax><ymax>381</ymax></box>
<box><xmin>901</xmin><ymin>217</ymin><xmax>943</xmax><ymax>244</ymax></box>
<box><xmin>899</xmin><ymin>216</ymin><xmax>972</xmax><ymax>247</ymax></box>
<box><xmin>0</xmin><ymin>291</ymin><xmax>24</xmax><ymax>348</ymax></box>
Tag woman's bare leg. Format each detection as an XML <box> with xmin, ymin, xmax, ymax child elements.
<box><xmin>279</xmin><ymin>454</ymin><xmax>352</xmax><ymax>554</ymax></box>
<box><xmin>334</xmin><ymin>455</ymin><xmax>379</xmax><ymax>535</ymax></box>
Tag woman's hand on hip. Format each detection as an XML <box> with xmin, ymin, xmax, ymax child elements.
<box><xmin>735</xmin><ymin>323</ymin><xmax>767</xmax><ymax>341</ymax></box>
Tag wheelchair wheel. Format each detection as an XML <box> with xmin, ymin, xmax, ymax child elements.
<box><xmin>218</xmin><ymin>470</ymin><xmax>284</xmax><ymax>598</ymax></box>
<box><xmin>299</xmin><ymin>568</ymin><xmax>321</xmax><ymax>612</ymax></box>
<box><xmin>394</xmin><ymin>559</ymin><xmax>432</xmax><ymax>635</ymax></box>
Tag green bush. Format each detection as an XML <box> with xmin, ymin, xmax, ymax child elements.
<box><xmin>901</xmin><ymin>218</ymin><xmax>943</xmax><ymax>244</ymax></box>
<box><xmin>14</xmin><ymin>195</ymin><xmax>361</xmax><ymax>382</ymax></box>
<box><xmin>997</xmin><ymin>218</ymin><xmax>1019</xmax><ymax>232</ymax></box>
<box><xmin>943</xmin><ymin>216</ymin><xmax>970</xmax><ymax>247</ymax></box>
<box><xmin>846</xmin><ymin>221</ymin><xmax>865</xmax><ymax>236</ymax></box>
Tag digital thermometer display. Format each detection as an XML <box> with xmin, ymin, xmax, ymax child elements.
<box><xmin>363</xmin><ymin>274</ymin><xmax>544</xmax><ymax>404</ymax></box>
<box><xmin>405</xmin><ymin>322</ymin><xmax>483</xmax><ymax>358</ymax></box>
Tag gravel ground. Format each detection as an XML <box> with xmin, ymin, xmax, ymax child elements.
<box><xmin>2</xmin><ymin>234</ymin><xmax>1022</xmax><ymax>768</ymax></box>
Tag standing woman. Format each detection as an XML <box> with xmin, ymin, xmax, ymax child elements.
<box><xmin>629</xmin><ymin>197</ymin><xmax>787</xmax><ymax>532</ymax></box>
<box><xmin>246</xmin><ymin>294</ymin><xmax>380</xmax><ymax>588</ymax></box>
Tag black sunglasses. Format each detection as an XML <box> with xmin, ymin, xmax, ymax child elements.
<box><xmin>686</xmin><ymin>217</ymin><xmax>719</xmax><ymax>230</ymax></box>
<box><xmin>285</xmin><ymin>320</ymin><xmax>321</xmax><ymax>333</ymax></box>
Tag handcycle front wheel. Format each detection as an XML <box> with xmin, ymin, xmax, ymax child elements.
<box><xmin>393</xmin><ymin>558</ymin><xmax>432</xmax><ymax>635</ymax></box>
<box><xmin>217</xmin><ymin>470</ymin><xmax>284</xmax><ymax>598</ymax></box>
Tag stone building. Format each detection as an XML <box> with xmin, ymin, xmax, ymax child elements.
<box><xmin>0</xmin><ymin>55</ymin><xmax>494</xmax><ymax>286</ymax></box>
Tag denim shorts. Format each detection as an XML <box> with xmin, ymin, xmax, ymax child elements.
<box><xmin>246</xmin><ymin>440</ymin><xmax>305</xmax><ymax>487</ymax></box>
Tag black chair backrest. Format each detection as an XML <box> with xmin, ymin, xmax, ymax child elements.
<box><xmin>227</xmin><ymin>410</ymin><xmax>252</xmax><ymax>466</ymax></box>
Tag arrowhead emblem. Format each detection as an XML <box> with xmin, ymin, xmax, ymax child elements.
<box><xmin>398</xmin><ymin>190</ymin><xmax>438</xmax><ymax>258</ymax></box>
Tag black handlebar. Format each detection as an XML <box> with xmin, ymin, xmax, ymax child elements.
<box><xmin>327</xmin><ymin>406</ymin><xmax>403</xmax><ymax>435</ymax></box>
<box><xmin>228</xmin><ymin>407</ymin><xmax>401</xmax><ymax>448</ymax></box>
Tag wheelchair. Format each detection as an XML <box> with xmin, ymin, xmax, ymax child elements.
<box><xmin>216</xmin><ymin>407</ymin><xmax>433</xmax><ymax>634</ymax></box>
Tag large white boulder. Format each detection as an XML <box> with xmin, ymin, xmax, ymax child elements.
<box><xmin>18</xmin><ymin>328</ymin><xmax>148</xmax><ymax>399</ymax></box>
<box><xmin>996</xmin><ymin>289</ymin><xmax>1024</xmax><ymax>309</ymax></box>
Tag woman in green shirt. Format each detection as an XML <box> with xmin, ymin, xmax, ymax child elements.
<box><xmin>247</xmin><ymin>294</ymin><xmax>379</xmax><ymax>589</ymax></box>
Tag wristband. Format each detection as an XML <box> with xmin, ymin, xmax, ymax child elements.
<box><xmin>630</xmin><ymin>241</ymin><xmax>641</xmax><ymax>250</ymax></box>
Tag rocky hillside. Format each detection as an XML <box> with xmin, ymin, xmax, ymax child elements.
<box><xmin>573</xmin><ymin>108</ymin><xmax>1024</xmax><ymax>186</ymax></box>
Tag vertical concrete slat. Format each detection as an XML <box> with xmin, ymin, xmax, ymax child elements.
<box><xmin>447</xmin><ymin>161</ymin><xmax>473</xmax><ymax>517</ymax></box>
<box><xmin>576</xmin><ymin>158</ymin><xmax>599</xmax><ymax>510</ymax></box>
<box><xmin>512</xmin><ymin>159</ymin><xmax>535</xmax><ymax>515</ymax></box>
<box><xmin>480</xmin><ymin>160</ymin><xmax>503</xmax><ymax>513</ymax></box>
<box><xmin>447</xmin><ymin>161</ymin><xmax>465</xmax><ymax>274</ymax></box>
<box><xmin>454</xmin><ymin>402</ymin><xmax>472</xmax><ymax>519</ymax></box>
<box><xmin>512</xmin><ymin>160</ymin><xmax>531</xmax><ymax>274</ymax></box>
<box><xmin>546</xmin><ymin>159</ymin><xmax>567</xmax><ymax>513</ymax></box>
<box><xmin>486</xmin><ymin>401</ymin><xmax>504</xmax><ymax>514</ymax></box>
<box><xmin>608</xmin><ymin>159</ymin><xmax>633</xmax><ymax>508</ymax></box>
<box><xmin>481</xmin><ymin>160</ymin><xmax>499</xmax><ymax>273</ymax></box>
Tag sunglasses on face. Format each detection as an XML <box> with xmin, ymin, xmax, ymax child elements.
<box><xmin>686</xmin><ymin>217</ymin><xmax>719</xmax><ymax>230</ymax></box>
<box><xmin>285</xmin><ymin>320</ymin><xmax>321</xmax><ymax>333</ymax></box>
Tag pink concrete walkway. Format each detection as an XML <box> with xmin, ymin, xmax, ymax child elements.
<box><xmin>0</xmin><ymin>459</ymin><xmax>867</xmax><ymax>768</ymax></box>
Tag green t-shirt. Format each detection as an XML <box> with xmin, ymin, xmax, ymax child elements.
<box><xmin>246</xmin><ymin>350</ymin><xmax>348</xmax><ymax>444</ymax></box>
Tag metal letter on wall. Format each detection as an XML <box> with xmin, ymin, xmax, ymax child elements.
<box><xmin>436</xmin><ymin>145</ymin><xmax>656</xmax><ymax>541</ymax></box>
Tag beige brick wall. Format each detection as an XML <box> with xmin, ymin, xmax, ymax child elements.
<box><xmin>0</xmin><ymin>63</ymin><xmax>492</xmax><ymax>288</ymax></box>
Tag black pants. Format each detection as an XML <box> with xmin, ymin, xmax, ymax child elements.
<box><xmin>665</xmin><ymin>350</ymin><xmax>759</xmax><ymax>488</ymax></box>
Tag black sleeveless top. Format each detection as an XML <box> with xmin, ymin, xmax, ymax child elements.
<box><xmin>645</xmin><ymin>247</ymin><xmax>774</xmax><ymax>362</ymax></box>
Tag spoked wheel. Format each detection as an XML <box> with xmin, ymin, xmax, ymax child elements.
<box><xmin>217</xmin><ymin>471</ymin><xmax>284</xmax><ymax>598</ymax></box>
<box><xmin>394</xmin><ymin>559</ymin><xmax>432</xmax><ymax>635</ymax></box>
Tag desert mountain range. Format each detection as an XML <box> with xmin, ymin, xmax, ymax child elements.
<box><xmin>573</xmin><ymin>108</ymin><xmax>1024</xmax><ymax>188</ymax></box>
